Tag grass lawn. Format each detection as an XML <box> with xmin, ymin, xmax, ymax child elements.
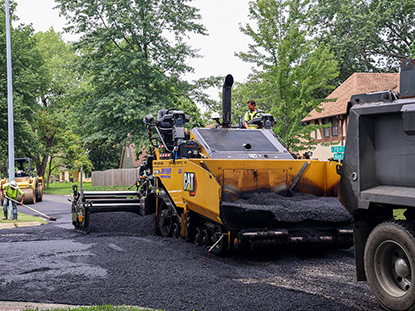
<box><xmin>0</xmin><ymin>212</ymin><xmax>48</xmax><ymax>225</ymax></box>
<box><xmin>394</xmin><ymin>209</ymin><xmax>406</xmax><ymax>220</ymax></box>
<box><xmin>43</xmin><ymin>182</ymin><xmax>131</xmax><ymax>196</ymax></box>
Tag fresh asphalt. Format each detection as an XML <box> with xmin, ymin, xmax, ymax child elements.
<box><xmin>0</xmin><ymin>194</ymin><xmax>383</xmax><ymax>311</ymax></box>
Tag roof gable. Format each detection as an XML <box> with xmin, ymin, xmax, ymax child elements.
<box><xmin>302</xmin><ymin>73</ymin><xmax>399</xmax><ymax>122</ymax></box>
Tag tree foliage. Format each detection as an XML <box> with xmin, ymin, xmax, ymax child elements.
<box><xmin>236</xmin><ymin>0</ymin><xmax>338</xmax><ymax>151</ymax></box>
<box><xmin>56</xmin><ymin>0</ymin><xmax>207</xmax><ymax>167</ymax></box>
<box><xmin>32</xmin><ymin>29</ymin><xmax>91</xmax><ymax>181</ymax></box>
<box><xmin>0</xmin><ymin>1</ymin><xmax>43</xmax><ymax>172</ymax></box>
<box><xmin>5</xmin><ymin>0</ymin><xmax>415</xmax><ymax>174</ymax></box>
<box><xmin>311</xmin><ymin>0</ymin><xmax>415</xmax><ymax>83</ymax></box>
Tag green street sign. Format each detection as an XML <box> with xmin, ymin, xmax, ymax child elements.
<box><xmin>331</xmin><ymin>146</ymin><xmax>345</xmax><ymax>153</ymax></box>
<box><xmin>333</xmin><ymin>153</ymin><xmax>344</xmax><ymax>160</ymax></box>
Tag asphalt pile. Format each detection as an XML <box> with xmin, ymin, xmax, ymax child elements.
<box><xmin>227</xmin><ymin>192</ymin><xmax>352</xmax><ymax>222</ymax></box>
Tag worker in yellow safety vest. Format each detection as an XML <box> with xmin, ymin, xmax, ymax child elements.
<box><xmin>245</xmin><ymin>100</ymin><xmax>263</xmax><ymax>129</ymax></box>
<box><xmin>2</xmin><ymin>181</ymin><xmax>25</xmax><ymax>220</ymax></box>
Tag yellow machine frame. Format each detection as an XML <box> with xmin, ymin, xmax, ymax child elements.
<box><xmin>153</xmin><ymin>158</ymin><xmax>340</xmax><ymax>229</ymax></box>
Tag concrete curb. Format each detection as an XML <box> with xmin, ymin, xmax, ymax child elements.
<box><xmin>0</xmin><ymin>301</ymin><xmax>81</xmax><ymax>310</ymax></box>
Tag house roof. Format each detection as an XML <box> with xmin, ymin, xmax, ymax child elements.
<box><xmin>120</xmin><ymin>144</ymin><xmax>148</xmax><ymax>168</ymax></box>
<box><xmin>302</xmin><ymin>73</ymin><xmax>400</xmax><ymax>122</ymax></box>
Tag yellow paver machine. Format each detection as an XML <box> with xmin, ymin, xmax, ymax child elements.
<box><xmin>71</xmin><ymin>75</ymin><xmax>352</xmax><ymax>254</ymax></box>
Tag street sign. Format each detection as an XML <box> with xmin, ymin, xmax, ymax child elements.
<box><xmin>331</xmin><ymin>146</ymin><xmax>345</xmax><ymax>153</ymax></box>
<box><xmin>333</xmin><ymin>153</ymin><xmax>344</xmax><ymax>160</ymax></box>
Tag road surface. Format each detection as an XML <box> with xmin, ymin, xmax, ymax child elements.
<box><xmin>0</xmin><ymin>194</ymin><xmax>382</xmax><ymax>311</ymax></box>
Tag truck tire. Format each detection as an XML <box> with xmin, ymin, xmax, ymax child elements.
<box><xmin>364</xmin><ymin>221</ymin><xmax>415</xmax><ymax>311</ymax></box>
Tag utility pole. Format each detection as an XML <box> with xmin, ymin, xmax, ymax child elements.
<box><xmin>5</xmin><ymin>0</ymin><xmax>15</xmax><ymax>214</ymax></box>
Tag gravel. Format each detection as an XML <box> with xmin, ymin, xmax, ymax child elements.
<box><xmin>0</xmin><ymin>208</ymin><xmax>383</xmax><ymax>311</ymax></box>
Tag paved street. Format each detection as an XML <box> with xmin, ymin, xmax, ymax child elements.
<box><xmin>0</xmin><ymin>194</ymin><xmax>382</xmax><ymax>311</ymax></box>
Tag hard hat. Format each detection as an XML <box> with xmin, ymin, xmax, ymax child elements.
<box><xmin>10</xmin><ymin>181</ymin><xmax>17</xmax><ymax>189</ymax></box>
<box><xmin>211</xmin><ymin>112</ymin><xmax>220</xmax><ymax>120</ymax></box>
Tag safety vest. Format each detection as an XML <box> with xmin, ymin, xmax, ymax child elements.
<box><xmin>245</xmin><ymin>109</ymin><xmax>262</xmax><ymax>129</ymax></box>
<box><xmin>3</xmin><ymin>184</ymin><xmax>21</xmax><ymax>200</ymax></box>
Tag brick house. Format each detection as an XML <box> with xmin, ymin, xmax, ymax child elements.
<box><xmin>302</xmin><ymin>73</ymin><xmax>399</xmax><ymax>160</ymax></box>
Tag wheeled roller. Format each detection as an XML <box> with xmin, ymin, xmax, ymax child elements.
<box><xmin>35</xmin><ymin>177</ymin><xmax>43</xmax><ymax>202</ymax></box>
<box><xmin>22</xmin><ymin>188</ymin><xmax>36</xmax><ymax>205</ymax></box>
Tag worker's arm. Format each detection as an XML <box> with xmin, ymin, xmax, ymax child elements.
<box><xmin>19</xmin><ymin>193</ymin><xmax>25</xmax><ymax>205</ymax></box>
<box><xmin>244</xmin><ymin>112</ymin><xmax>250</xmax><ymax>129</ymax></box>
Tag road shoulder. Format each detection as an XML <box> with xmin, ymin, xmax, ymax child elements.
<box><xmin>0</xmin><ymin>221</ymin><xmax>43</xmax><ymax>230</ymax></box>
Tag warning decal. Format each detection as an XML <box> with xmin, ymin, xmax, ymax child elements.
<box><xmin>183</xmin><ymin>172</ymin><xmax>197</xmax><ymax>196</ymax></box>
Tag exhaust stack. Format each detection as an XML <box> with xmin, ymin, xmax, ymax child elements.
<box><xmin>222</xmin><ymin>74</ymin><xmax>234</xmax><ymax>128</ymax></box>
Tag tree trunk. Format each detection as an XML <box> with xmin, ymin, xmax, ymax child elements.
<box><xmin>36</xmin><ymin>136</ymin><xmax>54</xmax><ymax>178</ymax></box>
<box><xmin>46</xmin><ymin>156</ymin><xmax>54</xmax><ymax>190</ymax></box>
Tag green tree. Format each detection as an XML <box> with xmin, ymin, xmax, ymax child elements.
<box><xmin>236</xmin><ymin>0</ymin><xmax>338</xmax><ymax>151</ymax></box>
<box><xmin>312</xmin><ymin>0</ymin><xmax>415</xmax><ymax>83</ymax></box>
<box><xmin>0</xmin><ymin>1</ymin><xmax>43</xmax><ymax>173</ymax></box>
<box><xmin>86</xmin><ymin>139</ymin><xmax>122</xmax><ymax>172</ymax></box>
<box><xmin>56</xmin><ymin>0</ymin><xmax>207</xmax><ymax>167</ymax></box>
<box><xmin>32</xmin><ymin>29</ymin><xmax>91</xmax><ymax>184</ymax></box>
<box><xmin>231</xmin><ymin>76</ymin><xmax>266</xmax><ymax>125</ymax></box>
<box><xmin>44</xmin><ymin>129</ymin><xmax>91</xmax><ymax>188</ymax></box>
<box><xmin>192</xmin><ymin>76</ymin><xmax>225</xmax><ymax>121</ymax></box>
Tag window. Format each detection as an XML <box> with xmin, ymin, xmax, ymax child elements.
<box><xmin>332</xmin><ymin>118</ymin><xmax>338</xmax><ymax>137</ymax></box>
<box><xmin>323</xmin><ymin>118</ymin><xmax>330</xmax><ymax>138</ymax></box>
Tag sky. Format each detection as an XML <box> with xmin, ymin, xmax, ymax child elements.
<box><xmin>13</xmin><ymin>0</ymin><xmax>255</xmax><ymax>100</ymax></box>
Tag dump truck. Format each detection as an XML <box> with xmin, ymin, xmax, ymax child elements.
<box><xmin>1</xmin><ymin>158</ymin><xmax>43</xmax><ymax>204</ymax></box>
<box><xmin>339</xmin><ymin>59</ymin><xmax>415</xmax><ymax>311</ymax></box>
<box><xmin>71</xmin><ymin>74</ymin><xmax>353</xmax><ymax>254</ymax></box>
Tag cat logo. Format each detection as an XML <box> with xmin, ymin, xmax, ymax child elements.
<box><xmin>183</xmin><ymin>172</ymin><xmax>197</xmax><ymax>196</ymax></box>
